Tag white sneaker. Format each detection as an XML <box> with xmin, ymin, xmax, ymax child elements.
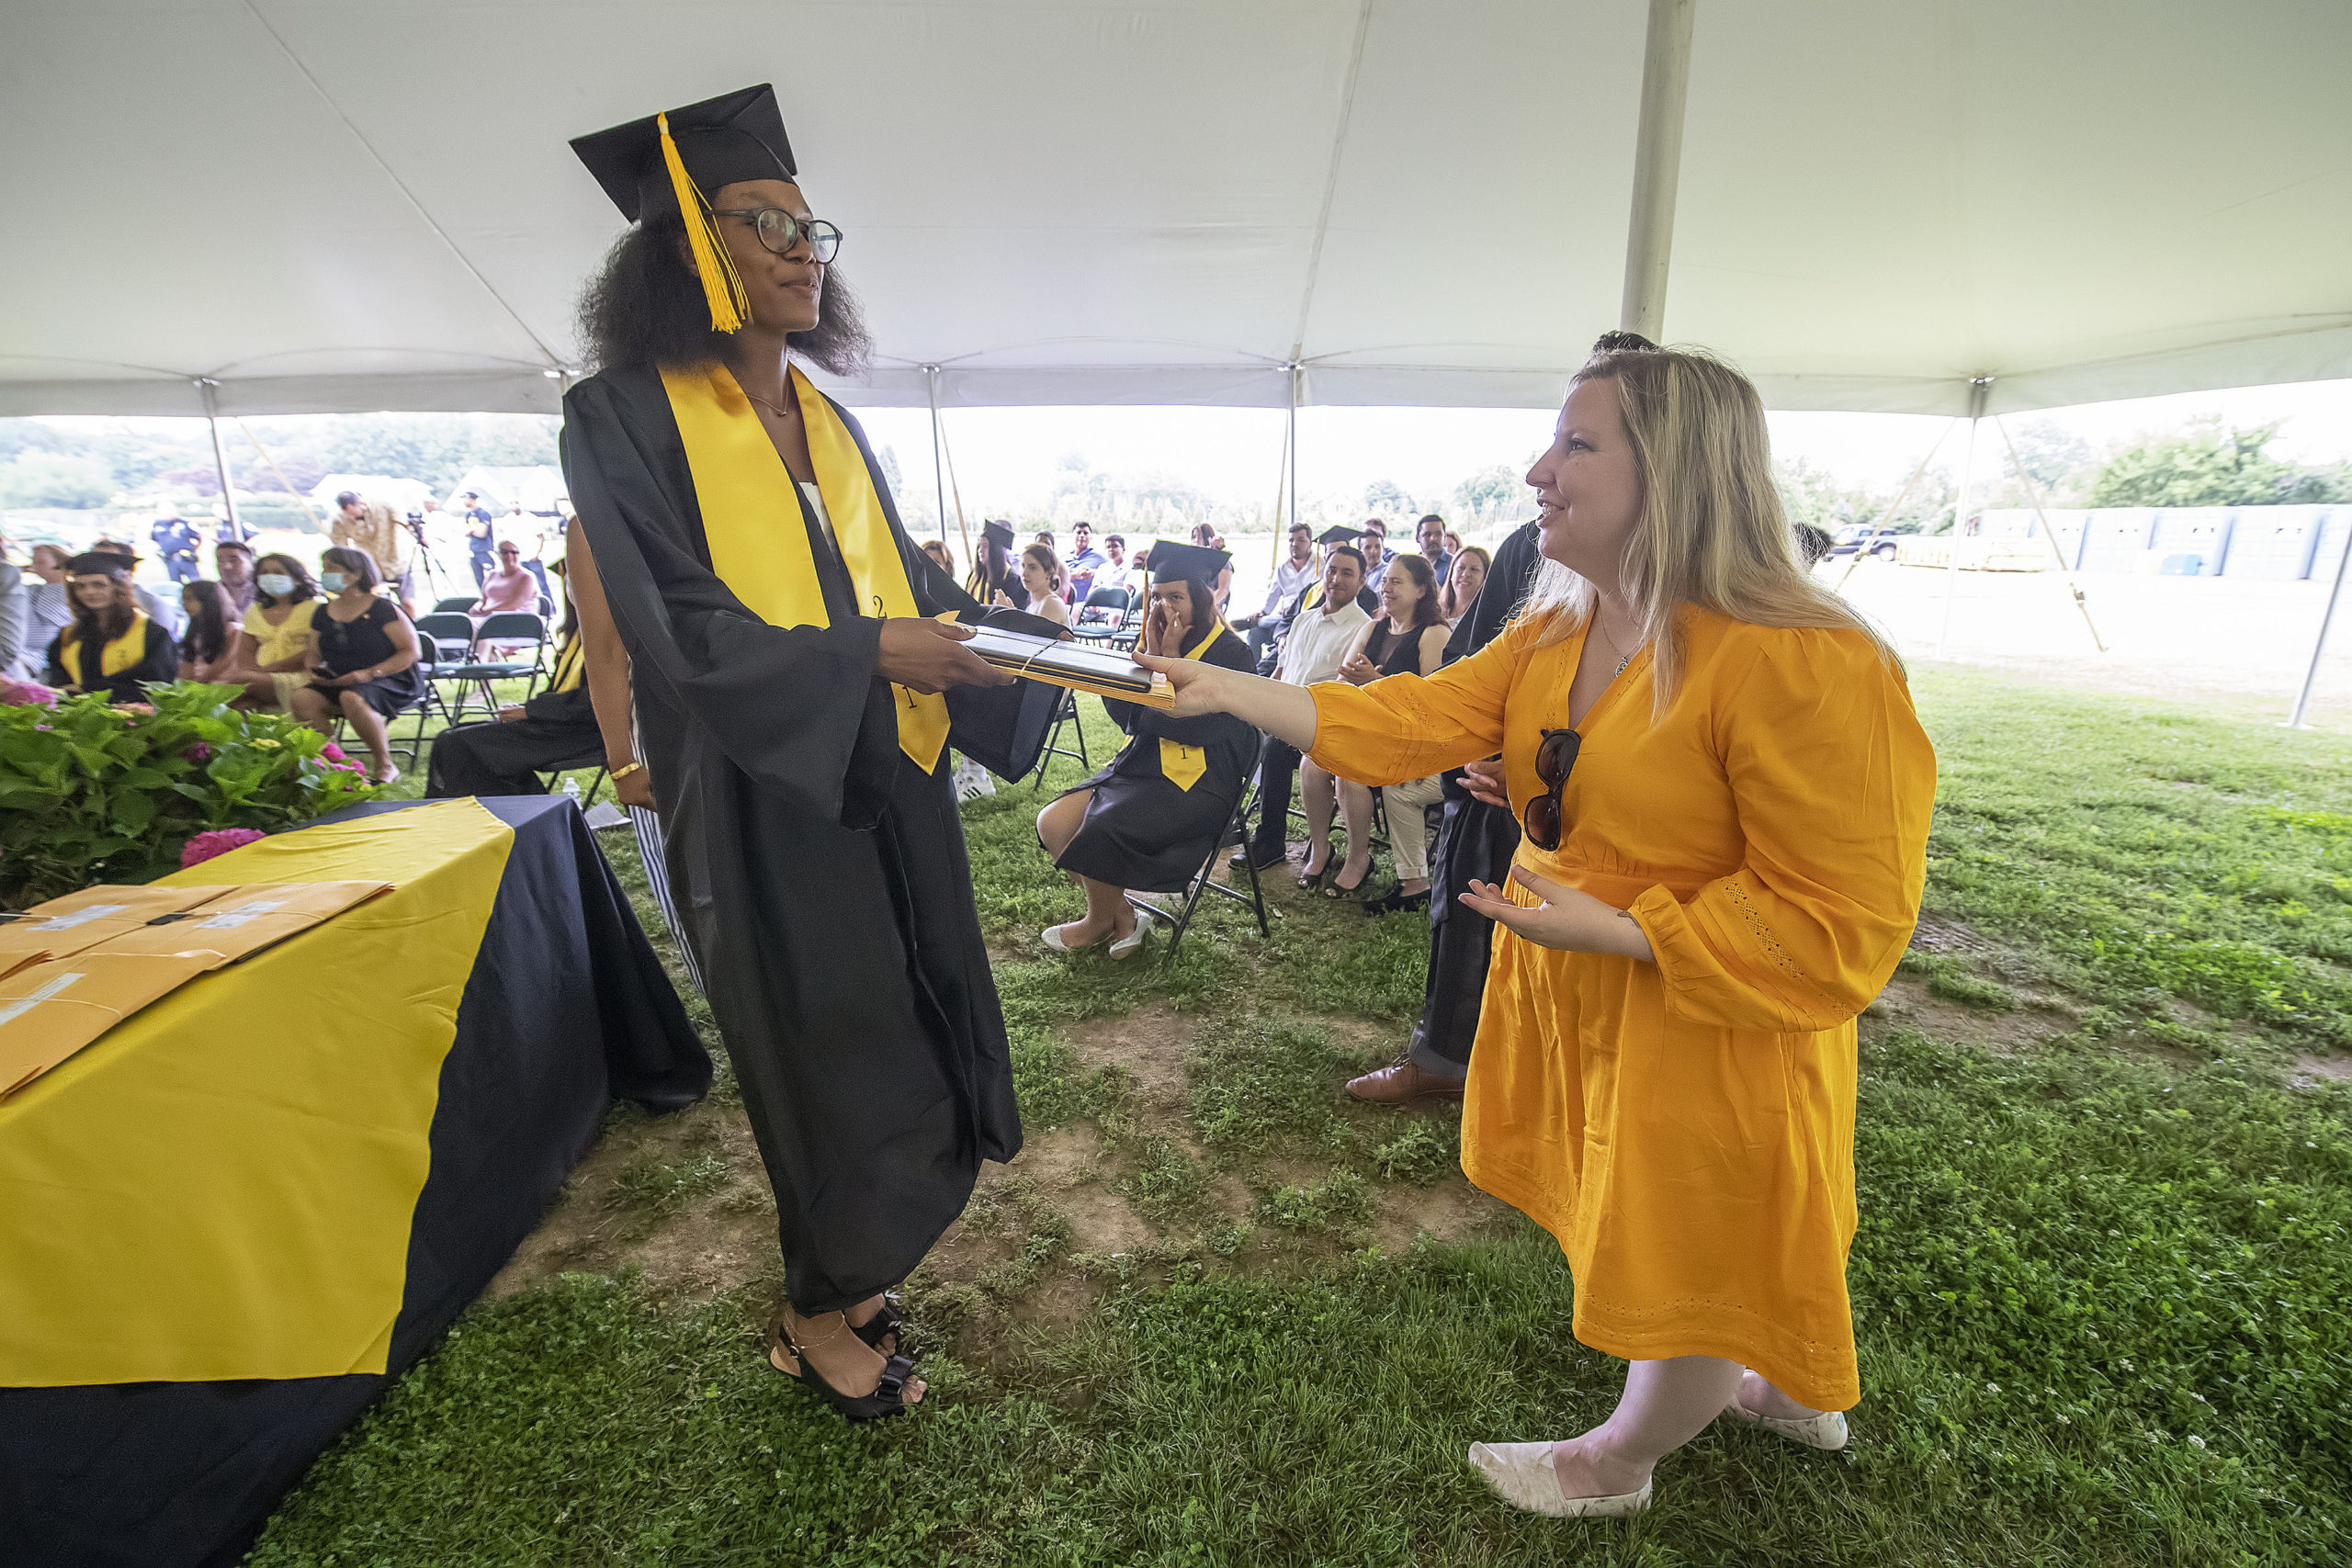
<box><xmin>1467</xmin><ymin>1442</ymin><xmax>1653</xmax><ymax>1518</ymax></box>
<box><xmin>952</xmin><ymin>755</ymin><xmax>996</xmax><ymax>801</ymax></box>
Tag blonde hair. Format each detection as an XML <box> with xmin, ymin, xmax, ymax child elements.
<box><xmin>1519</xmin><ymin>334</ymin><xmax>1894</xmax><ymax>711</ymax></box>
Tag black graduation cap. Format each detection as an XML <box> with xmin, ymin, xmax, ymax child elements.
<box><xmin>1147</xmin><ymin>540</ymin><xmax>1229</xmax><ymax>586</ymax></box>
<box><xmin>981</xmin><ymin>520</ymin><xmax>1016</xmax><ymax>548</ymax></box>
<box><xmin>63</xmin><ymin>551</ymin><xmax>133</xmax><ymax>577</ymax></box>
<box><xmin>1316</xmin><ymin>525</ymin><xmax>1362</xmax><ymax>547</ymax></box>
<box><xmin>569</xmin><ymin>84</ymin><xmax>798</xmax><ymax>333</ymax></box>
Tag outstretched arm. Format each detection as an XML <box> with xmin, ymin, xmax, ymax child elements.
<box><xmin>1133</xmin><ymin>650</ymin><xmax>1318</xmax><ymax>750</ymax></box>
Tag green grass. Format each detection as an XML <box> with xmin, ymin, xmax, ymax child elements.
<box><xmin>244</xmin><ymin>670</ymin><xmax>2352</xmax><ymax>1567</ymax></box>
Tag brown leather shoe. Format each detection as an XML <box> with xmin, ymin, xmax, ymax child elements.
<box><xmin>1346</xmin><ymin>1060</ymin><xmax>1466</xmax><ymax>1104</ymax></box>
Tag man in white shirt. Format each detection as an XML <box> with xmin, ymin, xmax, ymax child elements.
<box><xmin>1230</xmin><ymin>522</ymin><xmax>1318</xmax><ymax>671</ymax></box>
<box><xmin>1238</xmin><ymin>545</ymin><xmax>1370</xmax><ymax>870</ymax></box>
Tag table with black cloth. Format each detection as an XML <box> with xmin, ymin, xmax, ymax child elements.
<box><xmin>0</xmin><ymin>795</ymin><xmax>708</xmax><ymax>1568</ymax></box>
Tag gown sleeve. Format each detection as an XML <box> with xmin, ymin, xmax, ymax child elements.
<box><xmin>1627</xmin><ymin>631</ymin><xmax>1936</xmax><ymax>1033</ymax></box>
<box><xmin>42</xmin><ymin>631</ymin><xmax>67</xmax><ymax>689</ymax></box>
<box><xmin>1305</xmin><ymin>615</ymin><xmax>1530</xmax><ymax>787</ymax></box>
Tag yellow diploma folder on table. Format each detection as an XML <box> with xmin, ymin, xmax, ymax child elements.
<box><xmin>0</xmin><ymin>885</ymin><xmax>238</xmax><ymax>978</ymax></box>
<box><xmin>0</xmin><ymin>879</ymin><xmax>392</xmax><ymax>1096</ymax></box>
<box><xmin>957</xmin><ymin>625</ymin><xmax>1176</xmax><ymax>709</ymax></box>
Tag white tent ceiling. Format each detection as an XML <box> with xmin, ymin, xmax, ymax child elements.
<box><xmin>4</xmin><ymin>0</ymin><xmax>2347</xmax><ymax>420</ymax></box>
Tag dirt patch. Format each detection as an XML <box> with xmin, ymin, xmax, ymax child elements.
<box><xmin>1067</xmin><ymin>1004</ymin><xmax>1190</xmax><ymax>1111</ymax></box>
<box><xmin>2290</xmin><ymin>1053</ymin><xmax>2352</xmax><ymax>1088</ymax></box>
<box><xmin>1910</xmin><ymin>911</ymin><xmax>2005</xmax><ymax>959</ymax></box>
<box><xmin>1374</xmin><ymin>1179</ymin><xmax>1511</xmax><ymax>1252</ymax></box>
<box><xmin>487</xmin><ymin>1099</ymin><xmax>776</xmax><ymax>1302</ymax></box>
<box><xmin>1867</xmin><ymin>973</ymin><xmax>2078</xmax><ymax>1055</ymax></box>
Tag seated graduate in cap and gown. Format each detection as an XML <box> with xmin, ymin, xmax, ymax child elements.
<box><xmin>966</xmin><ymin>519</ymin><xmax>1026</xmax><ymax>610</ymax></box>
<box><xmin>43</xmin><ymin>551</ymin><xmax>179</xmax><ymax>705</ymax></box>
<box><xmin>1034</xmin><ymin>541</ymin><xmax>1260</xmax><ymax>956</ymax></box>
<box><xmin>559</xmin><ymin>84</ymin><xmax>1061</xmax><ymax>1421</ymax></box>
<box><xmin>424</xmin><ymin>559</ymin><xmax>606</xmax><ymax>799</ymax></box>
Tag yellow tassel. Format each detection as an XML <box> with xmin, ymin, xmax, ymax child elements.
<box><xmin>657</xmin><ymin>112</ymin><xmax>749</xmax><ymax>334</ymax></box>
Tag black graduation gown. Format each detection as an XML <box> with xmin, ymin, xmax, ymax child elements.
<box><xmin>43</xmin><ymin>620</ymin><xmax>176</xmax><ymax>705</ymax></box>
<box><xmin>1052</xmin><ymin>626</ymin><xmax>1259</xmax><ymax>894</ymax></box>
<box><xmin>1412</xmin><ymin>522</ymin><xmax>1542</xmax><ymax>1071</ymax></box>
<box><xmin>560</xmin><ymin>365</ymin><xmax>1053</xmax><ymax>1314</ymax></box>
<box><xmin>423</xmin><ymin>684</ymin><xmax>605</xmax><ymax>799</ymax></box>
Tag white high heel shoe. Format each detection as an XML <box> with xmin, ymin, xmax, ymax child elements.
<box><xmin>1467</xmin><ymin>1442</ymin><xmax>1653</xmax><ymax>1518</ymax></box>
<box><xmin>1107</xmin><ymin>908</ymin><xmax>1152</xmax><ymax>959</ymax></box>
<box><xmin>1724</xmin><ymin>1389</ymin><xmax>1849</xmax><ymax>1451</ymax></box>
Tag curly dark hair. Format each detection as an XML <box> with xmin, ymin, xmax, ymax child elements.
<box><xmin>576</xmin><ymin>207</ymin><xmax>873</xmax><ymax>376</ymax></box>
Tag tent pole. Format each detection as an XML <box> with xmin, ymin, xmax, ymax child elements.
<box><xmin>197</xmin><ymin>379</ymin><xmax>241</xmax><ymax>538</ymax></box>
<box><xmin>936</xmin><ymin>398</ymin><xmax>974</xmax><ymax>570</ymax></box>
<box><xmin>235</xmin><ymin>418</ymin><xmax>325</xmax><ymax>530</ymax></box>
<box><xmin>1619</xmin><ymin>0</ymin><xmax>1698</xmax><ymax>338</ymax></box>
<box><xmin>1992</xmin><ymin>413</ymin><xmax>2106</xmax><ymax>653</ymax></box>
<box><xmin>1286</xmin><ymin>362</ymin><xmax>1301</xmax><ymax>542</ymax></box>
<box><xmin>2287</xmin><ymin>517</ymin><xmax>2352</xmax><ymax>728</ymax></box>
<box><xmin>1832</xmin><ymin>420</ymin><xmax>1953</xmax><ymax>591</ymax></box>
<box><xmin>1935</xmin><ymin>378</ymin><xmax>1992</xmax><ymax>658</ymax></box>
<box><xmin>924</xmin><ymin>365</ymin><xmax>948</xmax><ymax>541</ymax></box>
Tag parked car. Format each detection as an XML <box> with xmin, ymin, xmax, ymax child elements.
<box><xmin>1826</xmin><ymin>525</ymin><xmax>1901</xmax><ymax>559</ymax></box>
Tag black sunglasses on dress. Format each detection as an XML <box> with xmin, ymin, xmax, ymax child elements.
<box><xmin>1522</xmin><ymin>728</ymin><xmax>1582</xmax><ymax>852</ymax></box>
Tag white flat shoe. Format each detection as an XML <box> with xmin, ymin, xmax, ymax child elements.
<box><xmin>1040</xmin><ymin>922</ymin><xmax>1108</xmax><ymax>953</ymax></box>
<box><xmin>1107</xmin><ymin>909</ymin><xmax>1152</xmax><ymax>959</ymax></box>
<box><xmin>1467</xmin><ymin>1442</ymin><xmax>1653</xmax><ymax>1518</ymax></box>
<box><xmin>1724</xmin><ymin>1395</ymin><xmax>1849</xmax><ymax>1451</ymax></box>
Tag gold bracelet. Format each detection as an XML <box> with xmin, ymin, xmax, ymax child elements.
<box><xmin>610</xmin><ymin>761</ymin><xmax>643</xmax><ymax>781</ymax></box>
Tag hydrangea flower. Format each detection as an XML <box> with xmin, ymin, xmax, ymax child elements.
<box><xmin>184</xmin><ymin>740</ymin><xmax>213</xmax><ymax>763</ymax></box>
<box><xmin>0</xmin><ymin>678</ymin><xmax>60</xmax><ymax>705</ymax></box>
<box><xmin>181</xmin><ymin>828</ymin><xmax>266</xmax><ymax>868</ymax></box>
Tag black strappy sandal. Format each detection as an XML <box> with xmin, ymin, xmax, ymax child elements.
<box><xmin>849</xmin><ymin>1293</ymin><xmax>910</xmax><ymax>1357</ymax></box>
<box><xmin>766</xmin><ymin>1307</ymin><xmax>922</xmax><ymax>1422</ymax></box>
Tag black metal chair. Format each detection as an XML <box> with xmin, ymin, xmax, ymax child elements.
<box><xmin>432</xmin><ymin>596</ymin><xmax>476</xmax><ymax>614</ymax></box>
<box><xmin>428</xmin><ymin>611</ymin><xmax>547</xmax><ymax>728</ymax></box>
<box><xmin>1030</xmin><ymin>689</ymin><xmax>1091</xmax><ymax>788</ymax></box>
<box><xmin>1069</xmin><ymin>585</ymin><xmax>1132</xmax><ymax>644</ymax></box>
<box><xmin>1125</xmin><ymin>787</ymin><xmax>1271</xmax><ymax>963</ymax></box>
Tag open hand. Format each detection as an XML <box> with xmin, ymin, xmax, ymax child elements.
<box><xmin>1457</xmin><ymin>865</ymin><xmax>1654</xmax><ymax>959</ymax></box>
<box><xmin>877</xmin><ymin>617</ymin><xmax>1013</xmax><ymax>694</ymax></box>
<box><xmin>1461</xmin><ymin>754</ymin><xmax>1509</xmax><ymax>809</ymax></box>
<box><xmin>1338</xmin><ymin>652</ymin><xmax>1378</xmax><ymax>686</ymax></box>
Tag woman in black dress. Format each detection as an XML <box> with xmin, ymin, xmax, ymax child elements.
<box><xmin>1333</xmin><ymin>552</ymin><xmax>1452</xmax><ymax>911</ymax></box>
<box><xmin>288</xmin><ymin>546</ymin><xmax>424</xmax><ymax>783</ymax></box>
<box><xmin>1035</xmin><ymin>540</ymin><xmax>1259</xmax><ymax>956</ymax></box>
<box><xmin>42</xmin><ymin>551</ymin><xmax>176</xmax><ymax>704</ymax></box>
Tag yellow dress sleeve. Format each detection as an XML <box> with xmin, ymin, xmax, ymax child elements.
<box><xmin>1628</xmin><ymin>630</ymin><xmax>1936</xmax><ymax>1032</ymax></box>
<box><xmin>1306</xmin><ymin>616</ymin><xmax>1529</xmax><ymax>787</ymax></box>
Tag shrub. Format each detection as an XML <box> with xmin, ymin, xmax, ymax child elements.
<box><xmin>0</xmin><ymin>682</ymin><xmax>376</xmax><ymax>908</ymax></box>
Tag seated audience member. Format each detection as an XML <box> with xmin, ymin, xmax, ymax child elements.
<box><xmin>1332</xmin><ymin>554</ymin><xmax>1452</xmax><ymax>910</ymax></box>
<box><xmin>427</xmin><ymin>564</ymin><xmax>603</xmax><ymax>798</ymax></box>
<box><xmin>1441</xmin><ymin>545</ymin><xmax>1491</xmax><ymax>625</ymax></box>
<box><xmin>1235</xmin><ymin>543</ymin><xmax>1370</xmax><ymax>874</ymax></box>
<box><xmin>19</xmin><ymin>544</ymin><xmax>74</xmax><ymax>679</ymax></box>
<box><xmin>1357</xmin><ymin>517</ymin><xmax>1392</xmax><ymax>596</ymax></box>
<box><xmin>920</xmin><ymin>539</ymin><xmax>956</xmax><ymax>579</ymax></box>
<box><xmin>1001</xmin><ymin>544</ymin><xmax>1070</xmax><ymax>626</ymax></box>
<box><xmin>1231</xmin><ymin>522</ymin><xmax>1317</xmax><ymax>669</ymax></box>
<box><xmin>213</xmin><ymin>539</ymin><xmax>259</xmax><ymax>615</ymax></box>
<box><xmin>1064</xmin><ymin>521</ymin><xmax>1106</xmax><ymax>602</ymax></box>
<box><xmin>175</xmin><ymin>580</ymin><xmax>243</xmax><ymax>683</ymax></box>
<box><xmin>1415</xmin><ymin>513</ymin><xmax>1455</xmax><ymax>585</ymax></box>
<box><xmin>237</xmin><ymin>554</ymin><xmax>321</xmax><ymax>711</ymax></box>
<box><xmin>42</xmin><ymin>551</ymin><xmax>177</xmax><ymax>704</ymax></box>
<box><xmin>1092</xmin><ymin>535</ymin><xmax>1137</xmax><ymax>597</ymax></box>
<box><xmin>967</xmin><ymin>520</ymin><xmax>1024</xmax><ymax>608</ymax></box>
<box><xmin>1444</xmin><ymin>526</ymin><xmax>1464</xmax><ymax>559</ymax></box>
<box><xmin>88</xmin><ymin>538</ymin><xmax>183</xmax><ymax>636</ymax></box>
<box><xmin>472</xmin><ymin>540</ymin><xmax>540</xmax><ymax>615</ymax></box>
<box><xmin>290</xmin><ymin>547</ymin><xmax>424</xmax><ymax>784</ymax></box>
<box><xmin>1189</xmin><ymin>523</ymin><xmax>1236</xmax><ymax>613</ymax></box>
<box><xmin>0</xmin><ymin>536</ymin><xmax>25</xmax><ymax>681</ymax></box>
<box><xmin>1035</xmin><ymin>541</ymin><xmax>1258</xmax><ymax>956</ymax></box>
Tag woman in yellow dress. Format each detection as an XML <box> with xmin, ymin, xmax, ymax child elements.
<box><xmin>1139</xmin><ymin>333</ymin><xmax>1936</xmax><ymax>1517</ymax></box>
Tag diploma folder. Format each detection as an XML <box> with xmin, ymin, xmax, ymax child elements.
<box><xmin>0</xmin><ymin>880</ymin><xmax>392</xmax><ymax>1097</ymax></box>
<box><xmin>958</xmin><ymin>626</ymin><xmax>1175</xmax><ymax>710</ymax></box>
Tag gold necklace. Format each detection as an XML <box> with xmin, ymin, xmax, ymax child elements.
<box><xmin>741</xmin><ymin>382</ymin><xmax>796</xmax><ymax>422</ymax></box>
<box><xmin>1590</xmin><ymin>602</ymin><xmax>1638</xmax><ymax>676</ymax></box>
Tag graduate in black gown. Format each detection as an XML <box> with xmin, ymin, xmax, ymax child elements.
<box><xmin>1346</xmin><ymin>519</ymin><xmax>1543</xmax><ymax>1104</ymax></box>
<box><xmin>43</xmin><ymin>552</ymin><xmax>178</xmax><ymax>704</ymax></box>
<box><xmin>560</xmin><ymin>84</ymin><xmax>1059</xmax><ymax>1420</ymax></box>
<box><xmin>1035</xmin><ymin>541</ymin><xmax>1259</xmax><ymax>957</ymax></box>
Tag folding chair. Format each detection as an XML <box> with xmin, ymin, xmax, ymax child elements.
<box><xmin>414</xmin><ymin>612</ymin><xmax>486</xmax><ymax>730</ymax></box>
<box><xmin>435</xmin><ymin>611</ymin><xmax>548</xmax><ymax>728</ymax></box>
<box><xmin>1069</xmin><ymin>585</ymin><xmax>1132</xmax><ymax>644</ymax></box>
<box><xmin>1125</xmin><ymin>788</ymin><xmax>1271</xmax><ymax>963</ymax></box>
<box><xmin>432</xmin><ymin>596</ymin><xmax>477</xmax><ymax>614</ymax></box>
<box><xmin>1030</xmin><ymin>689</ymin><xmax>1091</xmax><ymax>788</ymax></box>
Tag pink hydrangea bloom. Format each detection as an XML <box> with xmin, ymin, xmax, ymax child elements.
<box><xmin>0</xmin><ymin>678</ymin><xmax>59</xmax><ymax>705</ymax></box>
<box><xmin>184</xmin><ymin>740</ymin><xmax>213</xmax><ymax>763</ymax></box>
<box><xmin>321</xmin><ymin>741</ymin><xmax>349</xmax><ymax>761</ymax></box>
<box><xmin>180</xmin><ymin>828</ymin><xmax>266</xmax><ymax>868</ymax></box>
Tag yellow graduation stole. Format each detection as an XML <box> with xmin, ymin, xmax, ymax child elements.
<box><xmin>1157</xmin><ymin>623</ymin><xmax>1225</xmax><ymax>791</ymax></box>
<box><xmin>549</xmin><ymin>633</ymin><xmax>585</xmax><ymax>694</ymax></box>
<box><xmin>60</xmin><ymin>612</ymin><xmax>151</xmax><ymax>687</ymax></box>
<box><xmin>660</xmin><ymin>362</ymin><xmax>951</xmax><ymax>773</ymax></box>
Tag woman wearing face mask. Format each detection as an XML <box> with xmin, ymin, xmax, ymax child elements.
<box><xmin>1136</xmin><ymin>333</ymin><xmax>1934</xmax><ymax>1517</ymax></box>
<box><xmin>288</xmin><ymin>547</ymin><xmax>424</xmax><ymax>783</ymax></box>
<box><xmin>235</xmin><ymin>554</ymin><xmax>322</xmax><ymax>711</ymax></box>
<box><xmin>41</xmin><ymin>552</ymin><xmax>177</xmax><ymax>704</ymax></box>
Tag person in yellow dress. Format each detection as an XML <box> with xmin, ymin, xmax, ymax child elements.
<box><xmin>1138</xmin><ymin>332</ymin><xmax>1936</xmax><ymax>1518</ymax></box>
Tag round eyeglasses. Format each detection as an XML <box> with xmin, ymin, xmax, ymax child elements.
<box><xmin>708</xmin><ymin>208</ymin><xmax>842</xmax><ymax>263</ymax></box>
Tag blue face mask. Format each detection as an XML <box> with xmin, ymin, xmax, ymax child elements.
<box><xmin>320</xmin><ymin>571</ymin><xmax>348</xmax><ymax>592</ymax></box>
<box><xmin>256</xmin><ymin>573</ymin><xmax>295</xmax><ymax>597</ymax></box>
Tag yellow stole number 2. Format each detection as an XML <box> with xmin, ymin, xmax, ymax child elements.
<box><xmin>660</xmin><ymin>363</ymin><xmax>951</xmax><ymax>772</ymax></box>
